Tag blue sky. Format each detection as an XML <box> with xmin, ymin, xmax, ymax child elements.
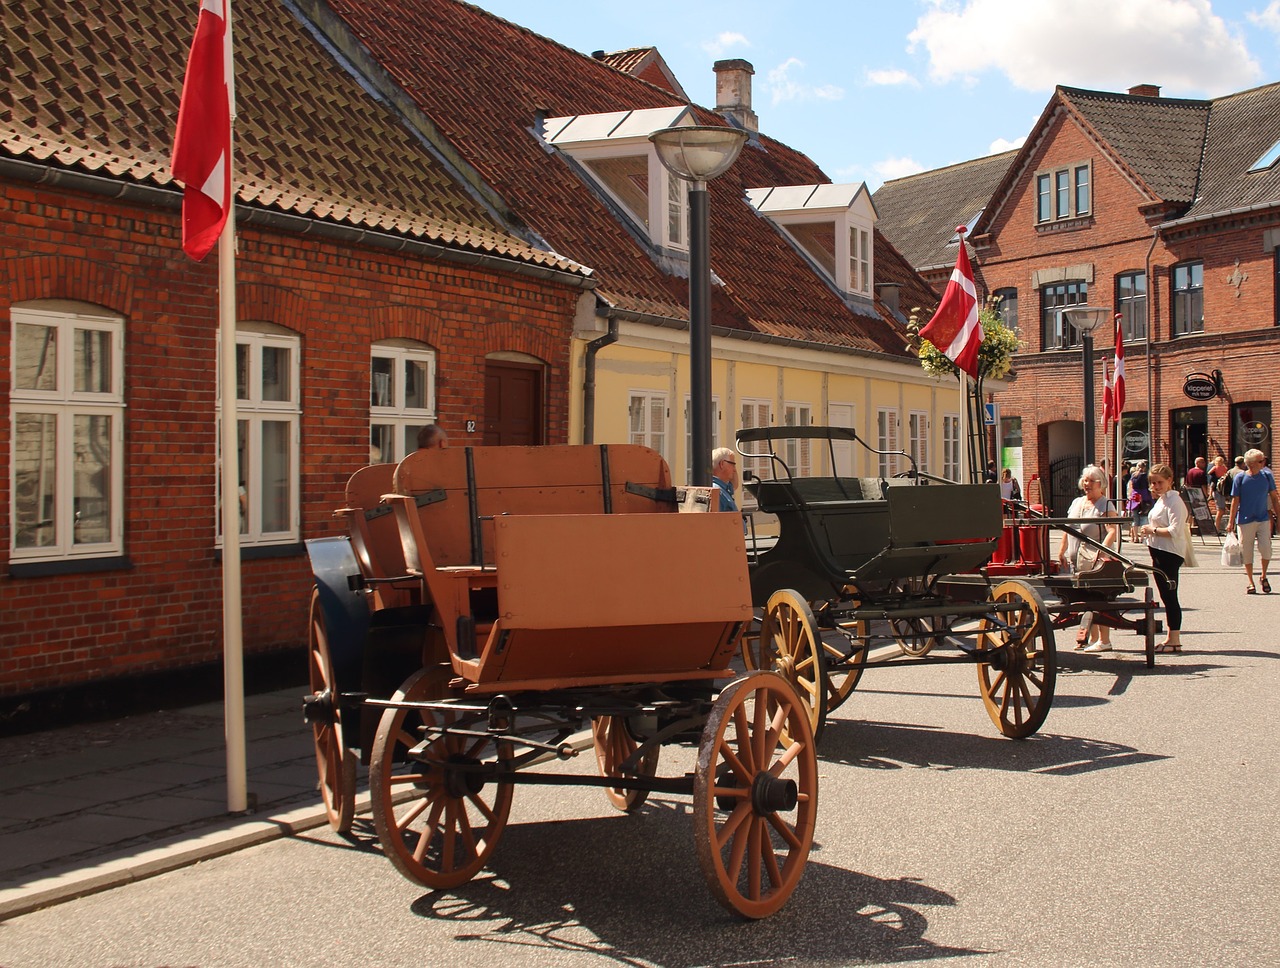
<box><xmin>471</xmin><ymin>0</ymin><xmax>1280</xmax><ymax>190</ymax></box>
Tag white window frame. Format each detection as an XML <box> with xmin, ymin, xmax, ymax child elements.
<box><xmin>683</xmin><ymin>394</ymin><xmax>720</xmax><ymax>485</ymax></box>
<box><xmin>220</xmin><ymin>326</ymin><xmax>300</xmax><ymax>546</ymax></box>
<box><xmin>370</xmin><ymin>341</ymin><xmax>437</xmax><ymax>464</ymax></box>
<box><xmin>629</xmin><ymin>390</ymin><xmax>668</xmax><ymax>458</ymax></box>
<box><xmin>745</xmin><ymin>184</ymin><xmax>875</xmax><ymax>297</ymax></box>
<box><xmin>783</xmin><ymin>402</ymin><xmax>813</xmax><ymax>477</ymax></box>
<box><xmin>876</xmin><ymin>407</ymin><xmax>900</xmax><ymax>478</ymax></box>
<box><xmin>9</xmin><ymin>305</ymin><xmax>125</xmax><ymax>562</ymax></box>
<box><xmin>739</xmin><ymin>397</ymin><xmax>773</xmax><ymax>481</ymax></box>
<box><xmin>543</xmin><ymin>107</ymin><xmax>694</xmax><ymax>253</ymax></box>
<box><xmin>908</xmin><ymin>410</ymin><xmax>929</xmax><ymax>476</ymax></box>
<box><xmin>943</xmin><ymin>413</ymin><xmax>961</xmax><ymax>482</ymax></box>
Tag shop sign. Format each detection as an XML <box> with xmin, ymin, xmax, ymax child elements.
<box><xmin>1241</xmin><ymin>421</ymin><xmax>1269</xmax><ymax>445</ymax></box>
<box><xmin>1182</xmin><ymin>373</ymin><xmax>1218</xmax><ymax>400</ymax></box>
<box><xmin>1124</xmin><ymin>430</ymin><xmax>1149</xmax><ymax>453</ymax></box>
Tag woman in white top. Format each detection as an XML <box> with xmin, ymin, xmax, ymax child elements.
<box><xmin>1056</xmin><ymin>464</ymin><xmax>1119</xmax><ymax>651</ymax></box>
<box><xmin>1138</xmin><ymin>463</ymin><xmax>1188</xmax><ymax>653</ymax></box>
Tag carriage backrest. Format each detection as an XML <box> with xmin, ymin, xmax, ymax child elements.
<box><xmin>340</xmin><ymin>463</ymin><xmax>408</xmax><ymax>580</ymax></box>
<box><xmin>392</xmin><ymin>443</ymin><xmax>676</xmax><ymax>568</ymax></box>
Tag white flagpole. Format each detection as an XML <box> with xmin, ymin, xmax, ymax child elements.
<box><xmin>219</xmin><ymin>0</ymin><xmax>247</xmax><ymax>815</ymax></box>
<box><xmin>960</xmin><ymin>372</ymin><xmax>972</xmax><ymax>483</ymax></box>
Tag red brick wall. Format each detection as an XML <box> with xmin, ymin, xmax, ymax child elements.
<box><xmin>0</xmin><ymin>180</ymin><xmax>580</xmax><ymax>696</ymax></box>
<box><xmin>970</xmin><ymin>111</ymin><xmax>1280</xmax><ymax>499</ymax></box>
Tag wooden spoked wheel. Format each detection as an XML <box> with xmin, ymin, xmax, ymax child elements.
<box><xmin>693</xmin><ymin>672</ymin><xmax>818</xmax><ymax>919</ymax></box>
<box><xmin>752</xmin><ymin>590</ymin><xmax>828</xmax><ymax>741</ymax></box>
<box><xmin>976</xmin><ymin>580</ymin><xmax>1056</xmax><ymax>738</ymax></box>
<box><xmin>370</xmin><ymin>667</ymin><xmax>513</xmax><ymax>889</ymax></box>
<box><xmin>306</xmin><ymin>589</ymin><xmax>356</xmax><ymax>834</ymax></box>
<box><xmin>591</xmin><ymin>716</ymin><xmax>660</xmax><ymax>812</ymax></box>
<box><xmin>888</xmin><ymin>577</ymin><xmax>936</xmax><ymax>657</ymax></box>
<box><xmin>824</xmin><ymin>593</ymin><xmax>867</xmax><ymax>714</ymax></box>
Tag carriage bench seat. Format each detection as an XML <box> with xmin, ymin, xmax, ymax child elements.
<box><xmin>384</xmin><ymin>444</ymin><xmax>751</xmax><ymax>692</ymax></box>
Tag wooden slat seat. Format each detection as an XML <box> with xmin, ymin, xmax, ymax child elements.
<box><xmin>383</xmin><ymin>444</ymin><xmax>748</xmax><ymax>690</ymax></box>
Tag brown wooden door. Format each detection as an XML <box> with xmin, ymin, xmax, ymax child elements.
<box><xmin>484</xmin><ymin>361</ymin><xmax>544</xmax><ymax>446</ymax></box>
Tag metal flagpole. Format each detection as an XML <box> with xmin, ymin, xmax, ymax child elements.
<box><xmin>959</xmin><ymin>372</ymin><xmax>972</xmax><ymax>483</ymax></box>
<box><xmin>219</xmin><ymin>0</ymin><xmax>247</xmax><ymax>815</ymax></box>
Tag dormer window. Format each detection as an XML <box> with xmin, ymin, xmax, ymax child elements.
<box><xmin>545</xmin><ymin>106</ymin><xmax>694</xmax><ymax>252</ymax></box>
<box><xmin>745</xmin><ymin>183</ymin><xmax>877</xmax><ymax>297</ymax></box>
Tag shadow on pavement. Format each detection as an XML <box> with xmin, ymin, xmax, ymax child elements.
<box><xmin>397</xmin><ymin>804</ymin><xmax>990</xmax><ymax>965</ymax></box>
<box><xmin>817</xmin><ymin>719</ymin><xmax>1170</xmax><ymax>776</ymax></box>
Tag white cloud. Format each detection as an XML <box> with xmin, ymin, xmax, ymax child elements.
<box><xmin>767</xmin><ymin>57</ymin><xmax>846</xmax><ymax>105</ymax></box>
<box><xmin>701</xmin><ymin>31</ymin><xmax>750</xmax><ymax>59</ymax></box>
<box><xmin>1248</xmin><ymin>1</ymin><xmax>1280</xmax><ymax>36</ymax></box>
<box><xmin>874</xmin><ymin>156</ymin><xmax>927</xmax><ymax>181</ymax></box>
<box><xmin>988</xmin><ymin>135</ymin><xmax>1025</xmax><ymax>153</ymax></box>
<box><xmin>865</xmin><ymin>67</ymin><xmax>920</xmax><ymax>88</ymax></box>
<box><xmin>907</xmin><ymin>0</ymin><xmax>1260</xmax><ymax>95</ymax></box>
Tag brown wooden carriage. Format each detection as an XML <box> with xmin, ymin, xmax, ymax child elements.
<box><xmin>736</xmin><ymin>426</ymin><xmax>1057</xmax><ymax>743</ymax></box>
<box><xmin>303</xmin><ymin>444</ymin><xmax>817</xmax><ymax>919</ymax></box>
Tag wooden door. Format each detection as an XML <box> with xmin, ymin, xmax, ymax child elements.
<box><xmin>484</xmin><ymin>361</ymin><xmax>544</xmax><ymax>446</ymax></box>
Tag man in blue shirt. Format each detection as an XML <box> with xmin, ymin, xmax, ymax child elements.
<box><xmin>1227</xmin><ymin>448</ymin><xmax>1280</xmax><ymax>593</ymax></box>
<box><xmin>711</xmin><ymin>447</ymin><xmax>740</xmax><ymax>516</ymax></box>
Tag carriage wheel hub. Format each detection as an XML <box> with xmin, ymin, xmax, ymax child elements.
<box><xmin>302</xmin><ymin>689</ymin><xmax>335</xmax><ymax>726</ymax></box>
<box><xmin>752</xmin><ymin>773</ymin><xmax>798</xmax><ymax>814</ymax></box>
<box><xmin>444</xmin><ymin>754</ymin><xmax>486</xmax><ymax>799</ymax></box>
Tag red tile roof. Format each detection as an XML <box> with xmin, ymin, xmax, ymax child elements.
<box><xmin>0</xmin><ymin>0</ymin><xmax>583</xmax><ymax>273</ymax></box>
<box><xmin>322</xmin><ymin>0</ymin><xmax>920</xmax><ymax>357</ymax></box>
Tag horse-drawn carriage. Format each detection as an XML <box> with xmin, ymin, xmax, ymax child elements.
<box><xmin>303</xmin><ymin>444</ymin><xmax>817</xmax><ymax>919</ymax></box>
<box><xmin>735</xmin><ymin>426</ymin><xmax>1058</xmax><ymax>742</ymax></box>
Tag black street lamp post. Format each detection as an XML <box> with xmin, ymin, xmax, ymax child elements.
<box><xmin>650</xmin><ymin>125</ymin><xmax>748</xmax><ymax>486</ymax></box>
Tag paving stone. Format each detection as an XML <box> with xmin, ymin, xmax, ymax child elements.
<box><xmin>0</xmin><ymin>790</ymin><xmax>98</xmax><ymax>823</ymax></box>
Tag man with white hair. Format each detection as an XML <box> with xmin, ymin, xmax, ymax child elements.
<box><xmin>710</xmin><ymin>447</ymin><xmax>739</xmax><ymax>515</ymax></box>
<box><xmin>1226</xmin><ymin>449</ymin><xmax>1280</xmax><ymax>594</ymax></box>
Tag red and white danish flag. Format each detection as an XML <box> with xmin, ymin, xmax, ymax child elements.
<box><xmin>919</xmin><ymin>227</ymin><xmax>983</xmax><ymax>380</ymax></box>
<box><xmin>171</xmin><ymin>0</ymin><xmax>232</xmax><ymax>261</ymax></box>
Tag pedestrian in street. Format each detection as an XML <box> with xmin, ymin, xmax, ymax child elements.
<box><xmin>1226</xmin><ymin>448</ymin><xmax>1280</xmax><ymax>594</ymax></box>
<box><xmin>1186</xmin><ymin>456</ymin><xmax>1208</xmax><ymax>493</ymax></box>
<box><xmin>999</xmin><ymin>467</ymin><xmax>1022</xmax><ymax>502</ymax></box>
<box><xmin>983</xmin><ymin>460</ymin><xmax>997</xmax><ymax>484</ymax></box>
<box><xmin>1139</xmin><ymin>463</ymin><xmax>1189</xmax><ymax>653</ymax></box>
<box><xmin>1127</xmin><ymin>459</ymin><xmax>1152</xmax><ymax>537</ymax></box>
<box><xmin>1211</xmin><ymin>456</ymin><xmax>1231</xmax><ymax>531</ymax></box>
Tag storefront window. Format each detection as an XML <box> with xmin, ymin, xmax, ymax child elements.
<box><xmin>1232</xmin><ymin>402</ymin><xmax>1272</xmax><ymax>457</ymax></box>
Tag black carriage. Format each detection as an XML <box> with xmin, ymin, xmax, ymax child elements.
<box><xmin>735</xmin><ymin>426</ymin><xmax>1057</xmax><ymax>742</ymax></box>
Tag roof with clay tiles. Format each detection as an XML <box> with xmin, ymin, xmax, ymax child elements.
<box><xmin>320</xmin><ymin>0</ymin><xmax>925</xmax><ymax>357</ymax></box>
<box><xmin>0</xmin><ymin>0</ymin><xmax>583</xmax><ymax>273</ymax></box>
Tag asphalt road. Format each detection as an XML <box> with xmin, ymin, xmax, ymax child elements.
<box><xmin>2</xmin><ymin>559</ymin><xmax>1278</xmax><ymax>967</ymax></box>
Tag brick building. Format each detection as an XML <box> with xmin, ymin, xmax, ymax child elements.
<box><xmin>3</xmin><ymin>0</ymin><xmax>946</xmax><ymax>713</ymax></box>
<box><xmin>0</xmin><ymin>1</ymin><xmax>590</xmax><ymax>707</ymax></box>
<box><xmin>876</xmin><ymin>82</ymin><xmax>1280</xmax><ymax>513</ymax></box>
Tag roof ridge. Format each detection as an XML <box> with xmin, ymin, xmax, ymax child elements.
<box><xmin>1057</xmin><ymin>84</ymin><xmax>1210</xmax><ymax>109</ymax></box>
<box><xmin>880</xmin><ymin>149</ymin><xmax>1017</xmax><ymax>188</ymax></box>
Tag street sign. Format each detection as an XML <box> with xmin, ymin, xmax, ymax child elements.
<box><xmin>984</xmin><ymin>402</ymin><xmax>998</xmax><ymax>426</ymax></box>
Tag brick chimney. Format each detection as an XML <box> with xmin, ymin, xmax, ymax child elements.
<box><xmin>1128</xmin><ymin>84</ymin><xmax>1161</xmax><ymax>98</ymax></box>
<box><xmin>714</xmin><ymin>59</ymin><xmax>758</xmax><ymax>131</ymax></box>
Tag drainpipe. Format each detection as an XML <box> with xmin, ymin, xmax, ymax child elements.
<box><xmin>1144</xmin><ymin>226</ymin><xmax>1161</xmax><ymax>465</ymax></box>
<box><xmin>582</xmin><ymin>317</ymin><xmax>618</xmax><ymax>444</ymax></box>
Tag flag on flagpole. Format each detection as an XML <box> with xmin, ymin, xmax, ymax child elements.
<box><xmin>1102</xmin><ymin>358</ymin><xmax>1115</xmax><ymax>428</ymax></box>
<box><xmin>1112</xmin><ymin>313</ymin><xmax>1125</xmax><ymax>420</ymax></box>
<box><xmin>919</xmin><ymin>226</ymin><xmax>984</xmax><ymax>380</ymax></box>
<box><xmin>171</xmin><ymin>0</ymin><xmax>232</xmax><ymax>261</ymax></box>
